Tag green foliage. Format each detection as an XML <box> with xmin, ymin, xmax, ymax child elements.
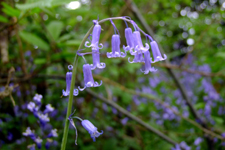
<box><xmin>1</xmin><ymin>0</ymin><xmax>225</xmax><ymax>150</ymax></box>
<box><xmin>19</xmin><ymin>31</ymin><xmax>50</xmax><ymax>51</ymax></box>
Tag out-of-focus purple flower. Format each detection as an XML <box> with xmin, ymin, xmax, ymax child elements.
<box><xmin>33</xmin><ymin>94</ymin><xmax>43</xmax><ymax>103</ymax></box>
<box><xmin>28</xmin><ymin>144</ymin><xmax>36</xmax><ymax>150</ymax></box>
<box><xmin>35</xmin><ymin>137</ymin><xmax>42</xmax><ymax>149</ymax></box>
<box><xmin>47</xmin><ymin>129</ymin><xmax>58</xmax><ymax>138</ymax></box>
<box><xmin>171</xmin><ymin>144</ymin><xmax>181</xmax><ymax>150</ymax></box>
<box><xmin>85</xmin><ymin>22</ymin><xmax>103</xmax><ymax>50</ymax></box>
<box><xmin>23</xmin><ymin>127</ymin><xmax>36</xmax><ymax>140</ymax></box>
<box><xmin>25</xmin><ymin>50</ymin><xmax>31</xmax><ymax>57</ymax></box>
<box><xmin>7</xmin><ymin>132</ymin><xmax>13</xmax><ymax>141</ymax></box>
<box><xmin>45</xmin><ymin>139</ymin><xmax>52</xmax><ymax>149</ymax></box>
<box><xmin>107</xmin><ymin>34</ymin><xmax>126</xmax><ymax>58</ymax></box>
<box><xmin>78</xmin><ymin>64</ymin><xmax>102</xmax><ymax>91</ymax></box>
<box><xmin>37</xmin><ymin>113</ymin><xmax>50</xmax><ymax>126</ymax></box>
<box><xmin>62</xmin><ymin>65</ymin><xmax>79</xmax><ymax>96</ymax></box>
<box><xmin>130</xmin><ymin>31</ymin><xmax>149</xmax><ymax>55</ymax></box>
<box><xmin>44</xmin><ymin>104</ymin><xmax>54</xmax><ymax>114</ymax></box>
<box><xmin>194</xmin><ymin>137</ymin><xmax>203</xmax><ymax>145</ymax></box>
<box><xmin>81</xmin><ymin>120</ymin><xmax>103</xmax><ymax>142</ymax></box>
<box><xmin>121</xmin><ymin>117</ymin><xmax>129</xmax><ymax>125</ymax></box>
<box><xmin>123</xmin><ymin>27</ymin><xmax>134</xmax><ymax>51</ymax></box>
<box><xmin>140</xmin><ymin>51</ymin><xmax>157</xmax><ymax>74</ymax></box>
<box><xmin>27</xmin><ymin>102</ymin><xmax>36</xmax><ymax>112</ymax></box>
<box><xmin>150</xmin><ymin>41</ymin><xmax>167</xmax><ymax>63</ymax></box>
<box><xmin>90</xmin><ymin>48</ymin><xmax>106</xmax><ymax>70</ymax></box>
<box><xmin>180</xmin><ymin>141</ymin><xmax>191</xmax><ymax>150</ymax></box>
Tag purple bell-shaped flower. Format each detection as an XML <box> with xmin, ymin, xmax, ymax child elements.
<box><xmin>150</xmin><ymin>41</ymin><xmax>167</xmax><ymax>63</ymax></box>
<box><xmin>78</xmin><ymin>64</ymin><xmax>102</xmax><ymax>91</ymax></box>
<box><xmin>85</xmin><ymin>22</ymin><xmax>103</xmax><ymax>50</ymax></box>
<box><xmin>62</xmin><ymin>65</ymin><xmax>79</xmax><ymax>96</ymax></box>
<box><xmin>107</xmin><ymin>34</ymin><xmax>126</xmax><ymax>58</ymax></box>
<box><xmin>141</xmin><ymin>51</ymin><xmax>157</xmax><ymax>74</ymax></box>
<box><xmin>81</xmin><ymin>120</ymin><xmax>103</xmax><ymax>142</ymax></box>
<box><xmin>128</xmin><ymin>32</ymin><xmax>145</xmax><ymax>63</ymax></box>
<box><xmin>123</xmin><ymin>27</ymin><xmax>134</xmax><ymax>51</ymax></box>
<box><xmin>90</xmin><ymin>47</ymin><xmax>106</xmax><ymax>70</ymax></box>
<box><xmin>130</xmin><ymin>31</ymin><xmax>149</xmax><ymax>55</ymax></box>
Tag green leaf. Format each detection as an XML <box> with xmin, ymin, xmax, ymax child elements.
<box><xmin>194</xmin><ymin>102</ymin><xmax>205</xmax><ymax>109</ymax></box>
<box><xmin>51</xmin><ymin>0</ymin><xmax>76</xmax><ymax>7</ymax></box>
<box><xmin>1</xmin><ymin>2</ymin><xmax>20</xmax><ymax>17</ymax></box>
<box><xmin>16</xmin><ymin>0</ymin><xmax>52</xmax><ymax>10</ymax></box>
<box><xmin>46</xmin><ymin>21</ymin><xmax>64</xmax><ymax>41</ymax></box>
<box><xmin>216</xmin><ymin>52</ymin><xmax>225</xmax><ymax>58</ymax></box>
<box><xmin>34</xmin><ymin>58</ymin><xmax>47</xmax><ymax>65</ymax></box>
<box><xmin>212</xmin><ymin>116</ymin><xmax>224</xmax><ymax>125</ymax></box>
<box><xmin>0</xmin><ymin>15</ymin><xmax>9</xmax><ymax>23</ymax></box>
<box><xmin>19</xmin><ymin>31</ymin><xmax>50</xmax><ymax>51</ymax></box>
<box><xmin>57</xmin><ymin>34</ymin><xmax>73</xmax><ymax>43</ymax></box>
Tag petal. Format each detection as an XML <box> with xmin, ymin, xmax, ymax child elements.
<box><xmin>85</xmin><ymin>41</ymin><xmax>92</xmax><ymax>47</ymax></box>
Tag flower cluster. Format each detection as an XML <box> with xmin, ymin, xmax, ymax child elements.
<box><xmin>62</xmin><ymin>17</ymin><xmax>167</xmax><ymax>97</ymax></box>
<box><xmin>23</xmin><ymin>94</ymin><xmax>58</xmax><ymax>150</ymax></box>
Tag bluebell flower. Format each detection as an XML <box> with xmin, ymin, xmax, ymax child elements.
<box><xmin>27</xmin><ymin>102</ymin><xmax>36</xmax><ymax>112</ymax></box>
<box><xmin>81</xmin><ymin>120</ymin><xmax>103</xmax><ymax>142</ymax></box>
<box><xmin>37</xmin><ymin>113</ymin><xmax>50</xmax><ymax>126</ymax></box>
<box><xmin>33</xmin><ymin>94</ymin><xmax>42</xmax><ymax>106</ymax></box>
<box><xmin>33</xmin><ymin>94</ymin><xmax>42</xmax><ymax>102</ymax></box>
<box><xmin>43</xmin><ymin>104</ymin><xmax>54</xmax><ymax>114</ymax></box>
<box><xmin>85</xmin><ymin>21</ymin><xmax>103</xmax><ymax>50</ymax></box>
<box><xmin>90</xmin><ymin>47</ymin><xmax>106</xmax><ymax>70</ymax></box>
<box><xmin>47</xmin><ymin>129</ymin><xmax>58</xmax><ymax>138</ymax></box>
<box><xmin>129</xmin><ymin>31</ymin><xmax>149</xmax><ymax>55</ymax></box>
<box><xmin>194</xmin><ymin>137</ymin><xmax>203</xmax><ymax>145</ymax></box>
<box><xmin>78</xmin><ymin>64</ymin><xmax>102</xmax><ymax>91</ymax></box>
<box><xmin>171</xmin><ymin>144</ymin><xmax>181</xmax><ymax>150</ymax></box>
<box><xmin>107</xmin><ymin>19</ymin><xmax>126</xmax><ymax>58</ymax></box>
<box><xmin>62</xmin><ymin>65</ymin><xmax>79</xmax><ymax>96</ymax></box>
<box><xmin>27</xmin><ymin>144</ymin><xmax>36</xmax><ymax>150</ymax></box>
<box><xmin>35</xmin><ymin>137</ymin><xmax>42</xmax><ymax>149</ymax></box>
<box><xmin>128</xmin><ymin>32</ymin><xmax>146</xmax><ymax>63</ymax></box>
<box><xmin>84</xmin><ymin>21</ymin><xmax>105</xmax><ymax>70</ymax></box>
<box><xmin>140</xmin><ymin>50</ymin><xmax>157</xmax><ymax>74</ymax></box>
<box><xmin>150</xmin><ymin>40</ymin><xmax>167</xmax><ymax>63</ymax></box>
<box><xmin>23</xmin><ymin>127</ymin><xmax>36</xmax><ymax>140</ymax></box>
<box><xmin>123</xmin><ymin>27</ymin><xmax>134</xmax><ymax>51</ymax></box>
<box><xmin>107</xmin><ymin>34</ymin><xmax>126</xmax><ymax>58</ymax></box>
<box><xmin>45</xmin><ymin>139</ymin><xmax>52</xmax><ymax>149</ymax></box>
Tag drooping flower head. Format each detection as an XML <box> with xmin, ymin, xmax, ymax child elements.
<box><xmin>140</xmin><ymin>50</ymin><xmax>157</xmax><ymax>74</ymax></box>
<box><xmin>78</xmin><ymin>64</ymin><xmax>102</xmax><ymax>91</ymax></box>
<box><xmin>62</xmin><ymin>65</ymin><xmax>79</xmax><ymax>96</ymax></box>
<box><xmin>147</xmin><ymin>35</ymin><xmax>167</xmax><ymax>63</ymax></box>
<box><xmin>85</xmin><ymin>20</ymin><xmax>103</xmax><ymax>50</ymax></box>
<box><xmin>107</xmin><ymin>19</ymin><xmax>126</xmax><ymax>58</ymax></box>
<box><xmin>81</xmin><ymin>120</ymin><xmax>103</xmax><ymax>142</ymax></box>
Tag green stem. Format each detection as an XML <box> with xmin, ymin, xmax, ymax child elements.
<box><xmin>60</xmin><ymin>16</ymin><xmax>152</xmax><ymax>150</ymax></box>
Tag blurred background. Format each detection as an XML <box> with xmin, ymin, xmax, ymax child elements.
<box><xmin>0</xmin><ymin>0</ymin><xmax>225</xmax><ymax>149</ymax></box>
